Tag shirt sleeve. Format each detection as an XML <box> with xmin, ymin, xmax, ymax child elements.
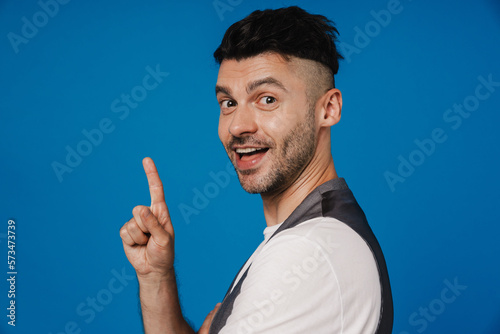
<box><xmin>218</xmin><ymin>217</ymin><xmax>381</xmax><ymax>334</ymax></box>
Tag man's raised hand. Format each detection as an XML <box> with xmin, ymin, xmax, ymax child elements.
<box><xmin>120</xmin><ymin>157</ymin><xmax>175</xmax><ymax>279</ymax></box>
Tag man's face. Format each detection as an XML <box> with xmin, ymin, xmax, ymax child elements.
<box><xmin>216</xmin><ymin>53</ymin><xmax>318</xmax><ymax>195</ymax></box>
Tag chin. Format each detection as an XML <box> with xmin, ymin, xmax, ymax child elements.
<box><xmin>238</xmin><ymin>173</ymin><xmax>285</xmax><ymax>195</ymax></box>
<box><xmin>237</xmin><ymin>173</ymin><xmax>262</xmax><ymax>194</ymax></box>
<box><xmin>235</xmin><ymin>171</ymin><xmax>266</xmax><ymax>194</ymax></box>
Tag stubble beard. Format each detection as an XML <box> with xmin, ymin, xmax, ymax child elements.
<box><xmin>227</xmin><ymin>107</ymin><xmax>317</xmax><ymax>195</ymax></box>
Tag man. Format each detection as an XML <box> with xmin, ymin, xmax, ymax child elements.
<box><xmin>120</xmin><ymin>6</ymin><xmax>393</xmax><ymax>334</ymax></box>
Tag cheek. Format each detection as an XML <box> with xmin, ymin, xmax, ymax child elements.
<box><xmin>271</xmin><ymin>99</ymin><xmax>308</xmax><ymax>128</ymax></box>
<box><xmin>218</xmin><ymin>117</ymin><xmax>229</xmax><ymax>142</ymax></box>
<box><xmin>218</xmin><ymin>124</ymin><xmax>224</xmax><ymax>142</ymax></box>
<box><xmin>259</xmin><ymin>112</ymin><xmax>299</xmax><ymax>143</ymax></box>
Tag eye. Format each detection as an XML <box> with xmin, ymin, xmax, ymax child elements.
<box><xmin>219</xmin><ymin>99</ymin><xmax>237</xmax><ymax>115</ymax></box>
<box><xmin>260</xmin><ymin>96</ymin><xmax>277</xmax><ymax>105</ymax></box>
<box><xmin>221</xmin><ymin>99</ymin><xmax>237</xmax><ymax>108</ymax></box>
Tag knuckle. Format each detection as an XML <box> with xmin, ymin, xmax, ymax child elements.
<box><xmin>125</xmin><ymin>221</ymin><xmax>138</xmax><ymax>234</ymax></box>
<box><xmin>133</xmin><ymin>205</ymin><xmax>152</xmax><ymax>221</ymax></box>
<box><xmin>158</xmin><ymin>212</ymin><xmax>170</xmax><ymax>223</ymax></box>
<box><xmin>132</xmin><ymin>205</ymin><xmax>143</xmax><ymax>216</ymax></box>
<box><xmin>141</xmin><ymin>206</ymin><xmax>151</xmax><ymax>218</ymax></box>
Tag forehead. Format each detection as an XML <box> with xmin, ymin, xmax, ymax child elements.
<box><xmin>216</xmin><ymin>53</ymin><xmax>307</xmax><ymax>91</ymax></box>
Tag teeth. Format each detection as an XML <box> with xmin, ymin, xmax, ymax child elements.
<box><xmin>235</xmin><ymin>147</ymin><xmax>265</xmax><ymax>154</ymax></box>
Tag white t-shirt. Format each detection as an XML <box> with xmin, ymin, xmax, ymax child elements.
<box><xmin>219</xmin><ymin>216</ymin><xmax>381</xmax><ymax>334</ymax></box>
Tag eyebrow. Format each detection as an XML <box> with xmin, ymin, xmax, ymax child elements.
<box><xmin>215</xmin><ymin>76</ymin><xmax>288</xmax><ymax>97</ymax></box>
<box><xmin>246</xmin><ymin>77</ymin><xmax>288</xmax><ymax>94</ymax></box>
<box><xmin>215</xmin><ymin>85</ymin><xmax>232</xmax><ymax>96</ymax></box>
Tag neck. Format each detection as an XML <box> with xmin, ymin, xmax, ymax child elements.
<box><xmin>261</xmin><ymin>154</ymin><xmax>338</xmax><ymax>226</ymax></box>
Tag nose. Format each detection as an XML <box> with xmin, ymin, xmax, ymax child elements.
<box><xmin>228</xmin><ymin>105</ymin><xmax>258</xmax><ymax>137</ymax></box>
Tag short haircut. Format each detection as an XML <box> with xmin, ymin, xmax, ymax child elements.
<box><xmin>213</xmin><ymin>6</ymin><xmax>343</xmax><ymax>88</ymax></box>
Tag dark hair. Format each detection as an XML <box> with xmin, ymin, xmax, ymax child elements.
<box><xmin>213</xmin><ymin>6</ymin><xmax>343</xmax><ymax>87</ymax></box>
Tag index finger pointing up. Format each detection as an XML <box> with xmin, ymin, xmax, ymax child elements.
<box><xmin>142</xmin><ymin>157</ymin><xmax>166</xmax><ymax>207</ymax></box>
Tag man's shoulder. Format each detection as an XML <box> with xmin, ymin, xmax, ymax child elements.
<box><xmin>259</xmin><ymin>217</ymin><xmax>378</xmax><ymax>272</ymax></box>
<box><xmin>241</xmin><ymin>217</ymin><xmax>382</xmax><ymax>333</ymax></box>
<box><xmin>268</xmin><ymin>216</ymin><xmax>368</xmax><ymax>251</ymax></box>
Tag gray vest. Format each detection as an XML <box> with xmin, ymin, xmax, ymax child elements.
<box><xmin>209</xmin><ymin>178</ymin><xmax>393</xmax><ymax>333</ymax></box>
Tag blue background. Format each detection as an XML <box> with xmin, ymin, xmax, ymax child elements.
<box><xmin>1</xmin><ymin>0</ymin><xmax>500</xmax><ymax>333</ymax></box>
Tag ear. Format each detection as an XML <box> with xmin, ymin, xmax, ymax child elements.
<box><xmin>318</xmin><ymin>88</ymin><xmax>342</xmax><ymax>127</ymax></box>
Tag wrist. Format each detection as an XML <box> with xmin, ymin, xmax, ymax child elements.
<box><xmin>137</xmin><ymin>269</ymin><xmax>179</xmax><ymax>305</ymax></box>
<box><xmin>137</xmin><ymin>268</ymin><xmax>176</xmax><ymax>284</ymax></box>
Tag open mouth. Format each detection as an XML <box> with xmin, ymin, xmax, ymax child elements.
<box><xmin>235</xmin><ymin>147</ymin><xmax>269</xmax><ymax>161</ymax></box>
<box><xmin>233</xmin><ymin>147</ymin><xmax>270</xmax><ymax>170</ymax></box>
